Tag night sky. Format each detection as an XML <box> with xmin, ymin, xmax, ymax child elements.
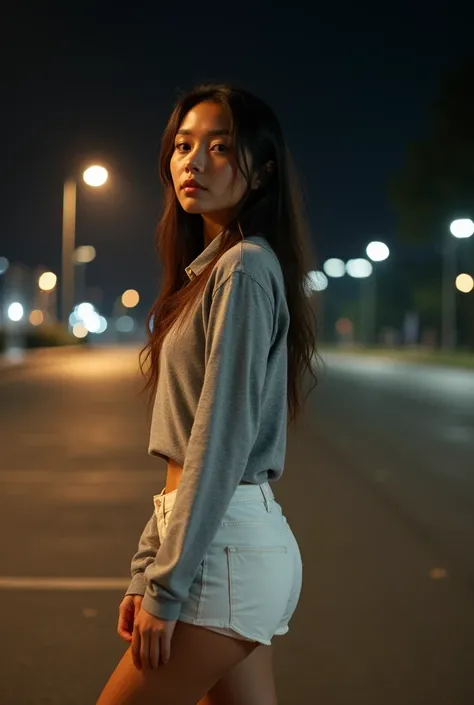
<box><xmin>2</xmin><ymin>4</ymin><xmax>474</xmax><ymax>319</ymax></box>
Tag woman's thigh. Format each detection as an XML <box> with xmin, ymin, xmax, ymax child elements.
<box><xmin>199</xmin><ymin>644</ymin><xmax>277</xmax><ymax>705</ymax></box>
<box><xmin>95</xmin><ymin>622</ymin><xmax>258</xmax><ymax>705</ymax></box>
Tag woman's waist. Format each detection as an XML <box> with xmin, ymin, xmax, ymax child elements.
<box><xmin>165</xmin><ymin>457</ymin><xmax>270</xmax><ymax>495</ymax></box>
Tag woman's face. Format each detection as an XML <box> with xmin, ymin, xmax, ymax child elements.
<box><xmin>170</xmin><ymin>101</ymin><xmax>248</xmax><ymax>217</ymax></box>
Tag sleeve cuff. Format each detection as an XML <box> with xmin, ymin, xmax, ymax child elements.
<box><xmin>141</xmin><ymin>589</ymin><xmax>182</xmax><ymax>621</ymax></box>
<box><xmin>124</xmin><ymin>573</ymin><xmax>147</xmax><ymax>597</ymax></box>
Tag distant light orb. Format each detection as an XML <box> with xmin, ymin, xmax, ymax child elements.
<box><xmin>116</xmin><ymin>315</ymin><xmax>135</xmax><ymax>333</ymax></box>
<box><xmin>0</xmin><ymin>256</ymin><xmax>9</xmax><ymax>275</ymax></box>
<box><xmin>346</xmin><ymin>258</ymin><xmax>373</xmax><ymax>278</ymax></box>
<box><xmin>450</xmin><ymin>218</ymin><xmax>474</xmax><ymax>239</ymax></box>
<box><xmin>72</xmin><ymin>323</ymin><xmax>88</xmax><ymax>339</ymax></box>
<box><xmin>97</xmin><ymin>316</ymin><xmax>108</xmax><ymax>334</ymax></box>
<box><xmin>69</xmin><ymin>312</ymin><xmax>80</xmax><ymax>327</ymax></box>
<box><xmin>455</xmin><ymin>273</ymin><xmax>474</xmax><ymax>293</ymax></box>
<box><xmin>366</xmin><ymin>241</ymin><xmax>390</xmax><ymax>262</ymax></box>
<box><xmin>76</xmin><ymin>302</ymin><xmax>95</xmax><ymax>320</ymax></box>
<box><xmin>306</xmin><ymin>270</ymin><xmax>328</xmax><ymax>293</ymax></box>
<box><xmin>83</xmin><ymin>165</ymin><xmax>108</xmax><ymax>187</ymax></box>
<box><xmin>8</xmin><ymin>302</ymin><xmax>24</xmax><ymax>322</ymax></box>
<box><xmin>122</xmin><ymin>289</ymin><xmax>140</xmax><ymax>308</ymax></box>
<box><xmin>38</xmin><ymin>271</ymin><xmax>57</xmax><ymax>291</ymax></box>
<box><xmin>74</xmin><ymin>245</ymin><xmax>96</xmax><ymax>264</ymax></box>
<box><xmin>29</xmin><ymin>310</ymin><xmax>44</xmax><ymax>326</ymax></box>
<box><xmin>83</xmin><ymin>311</ymin><xmax>101</xmax><ymax>333</ymax></box>
<box><xmin>323</xmin><ymin>258</ymin><xmax>345</xmax><ymax>278</ymax></box>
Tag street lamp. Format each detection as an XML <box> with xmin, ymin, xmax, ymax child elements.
<box><xmin>365</xmin><ymin>241</ymin><xmax>390</xmax><ymax>345</ymax></box>
<box><xmin>455</xmin><ymin>273</ymin><xmax>474</xmax><ymax>294</ymax></box>
<box><xmin>61</xmin><ymin>166</ymin><xmax>108</xmax><ymax>325</ymax></box>
<box><xmin>441</xmin><ymin>218</ymin><xmax>474</xmax><ymax>350</ymax></box>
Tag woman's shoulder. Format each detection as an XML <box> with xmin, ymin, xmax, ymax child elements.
<box><xmin>214</xmin><ymin>234</ymin><xmax>282</xmax><ymax>288</ymax></box>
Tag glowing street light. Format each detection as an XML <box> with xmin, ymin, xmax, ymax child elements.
<box><xmin>83</xmin><ymin>165</ymin><xmax>108</xmax><ymax>187</ymax></box>
<box><xmin>450</xmin><ymin>218</ymin><xmax>474</xmax><ymax>239</ymax></box>
<box><xmin>323</xmin><ymin>258</ymin><xmax>345</xmax><ymax>278</ymax></box>
<box><xmin>345</xmin><ymin>258</ymin><xmax>373</xmax><ymax>278</ymax></box>
<box><xmin>62</xmin><ymin>165</ymin><xmax>108</xmax><ymax>325</ymax></box>
<box><xmin>456</xmin><ymin>273</ymin><xmax>474</xmax><ymax>294</ymax></box>
<box><xmin>73</xmin><ymin>245</ymin><xmax>96</xmax><ymax>264</ymax></box>
<box><xmin>442</xmin><ymin>218</ymin><xmax>474</xmax><ymax>349</ymax></box>
<box><xmin>366</xmin><ymin>241</ymin><xmax>390</xmax><ymax>262</ymax></box>
<box><xmin>8</xmin><ymin>302</ymin><xmax>24</xmax><ymax>322</ymax></box>
<box><xmin>38</xmin><ymin>271</ymin><xmax>57</xmax><ymax>292</ymax></box>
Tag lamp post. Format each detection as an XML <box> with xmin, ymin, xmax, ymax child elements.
<box><xmin>345</xmin><ymin>258</ymin><xmax>373</xmax><ymax>343</ymax></box>
<box><xmin>365</xmin><ymin>241</ymin><xmax>390</xmax><ymax>345</ymax></box>
<box><xmin>61</xmin><ymin>165</ymin><xmax>108</xmax><ymax>325</ymax></box>
<box><xmin>37</xmin><ymin>271</ymin><xmax>58</xmax><ymax>323</ymax></box>
<box><xmin>441</xmin><ymin>218</ymin><xmax>474</xmax><ymax>350</ymax></box>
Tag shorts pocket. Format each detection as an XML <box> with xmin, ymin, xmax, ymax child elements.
<box><xmin>226</xmin><ymin>545</ymin><xmax>290</xmax><ymax>642</ymax></box>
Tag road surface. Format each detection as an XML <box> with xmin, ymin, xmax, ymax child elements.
<box><xmin>0</xmin><ymin>346</ymin><xmax>473</xmax><ymax>704</ymax></box>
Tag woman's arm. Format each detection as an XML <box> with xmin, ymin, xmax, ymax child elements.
<box><xmin>125</xmin><ymin>510</ymin><xmax>160</xmax><ymax>596</ymax></box>
<box><xmin>142</xmin><ymin>270</ymin><xmax>274</xmax><ymax>620</ymax></box>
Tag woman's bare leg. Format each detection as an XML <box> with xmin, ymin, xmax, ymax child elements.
<box><xmin>198</xmin><ymin>644</ymin><xmax>277</xmax><ymax>705</ymax></box>
<box><xmin>95</xmin><ymin>621</ymin><xmax>258</xmax><ymax>705</ymax></box>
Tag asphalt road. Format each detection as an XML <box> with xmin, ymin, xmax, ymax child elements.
<box><xmin>1</xmin><ymin>346</ymin><xmax>473</xmax><ymax>704</ymax></box>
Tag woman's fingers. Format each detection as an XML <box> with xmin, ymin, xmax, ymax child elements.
<box><xmin>150</xmin><ymin>631</ymin><xmax>161</xmax><ymax>670</ymax></box>
<box><xmin>131</xmin><ymin>624</ymin><xmax>142</xmax><ymax>670</ymax></box>
<box><xmin>117</xmin><ymin>603</ymin><xmax>134</xmax><ymax>641</ymax></box>
<box><xmin>140</xmin><ymin>631</ymin><xmax>151</xmax><ymax>671</ymax></box>
<box><xmin>160</xmin><ymin>630</ymin><xmax>171</xmax><ymax>664</ymax></box>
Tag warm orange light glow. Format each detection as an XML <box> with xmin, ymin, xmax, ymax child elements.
<box><xmin>38</xmin><ymin>272</ymin><xmax>57</xmax><ymax>291</ymax></box>
<box><xmin>122</xmin><ymin>289</ymin><xmax>140</xmax><ymax>308</ymax></box>
<box><xmin>29</xmin><ymin>310</ymin><xmax>44</xmax><ymax>326</ymax></box>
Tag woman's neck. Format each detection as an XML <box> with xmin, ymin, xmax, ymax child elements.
<box><xmin>202</xmin><ymin>211</ymin><xmax>231</xmax><ymax>247</ymax></box>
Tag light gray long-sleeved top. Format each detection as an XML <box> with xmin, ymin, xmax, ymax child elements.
<box><xmin>126</xmin><ymin>231</ymin><xmax>290</xmax><ymax>620</ymax></box>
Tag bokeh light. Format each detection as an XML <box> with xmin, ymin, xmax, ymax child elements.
<box><xmin>8</xmin><ymin>303</ymin><xmax>24</xmax><ymax>322</ymax></box>
<box><xmin>450</xmin><ymin>219</ymin><xmax>474</xmax><ymax>239</ymax></box>
<box><xmin>306</xmin><ymin>270</ymin><xmax>328</xmax><ymax>293</ymax></box>
<box><xmin>323</xmin><ymin>258</ymin><xmax>345</xmax><ymax>278</ymax></box>
<box><xmin>116</xmin><ymin>315</ymin><xmax>135</xmax><ymax>332</ymax></box>
<box><xmin>122</xmin><ymin>289</ymin><xmax>140</xmax><ymax>308</ymax></box>
<box><xmin>97</xmin><ymin>316</ymin><xmax>108</xmax><ymax>334</ymax></box>
<box><xmin>455</xmin><ymin>273</ymin><xmax>474</xmax><ymax>293</ymax></box>
<box><xmin>366</xmin><ymin>241</ymin><xmax>390</xmax><ymax>262</ymax></box>
<box><xmin>72</xmin><ymin>323</ymin><xmax>88</xmax><ymax>339</ymax></box>
<box><xmin>0</xmin><ymin>257</ymin><xmax>9</xmax><ymax>275</ymax></box>
<box><xmin>74</xmin><ymin>245</ymin><xmax>96</xmax><ymax>264</ymax></box>
<box><xmin>345</xmin><ymin>258</ymin><xmax>373</xmax><ymax>278</ymax></box>
<box><xmin>29</xmin><ymin>310</ymin><xmax>44</xmax><ymax>326</ymax></box>
<box><xmin>38</xmin><ymin>272</ymin><xmax>57</xmax><ymax>291</ymax></box>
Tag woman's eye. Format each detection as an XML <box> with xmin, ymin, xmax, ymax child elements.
<box><xmin>175</xmin><ymin>142</ymin><xmax>190</xmax><ymax>152</ymax></box>
<box><xmin>211</xmin><ymin>143</ymin><xmax>229</xmax><ymax>153</ymax></box>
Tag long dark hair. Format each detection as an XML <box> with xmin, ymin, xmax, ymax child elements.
<box><xmin>140</xmin><ymin>83</ymin><xmax>318</xmax><ymax>426</ymax></box>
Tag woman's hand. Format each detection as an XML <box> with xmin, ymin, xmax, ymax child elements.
<box><xmin>118</xmin><ymin>594</ymin><xmax>143</xmax><ymax>643</ymax></box>
<box><xmin>131</xmin><ymin>607</ymin><xmax>177</xmax><ymax>671</ymax></box>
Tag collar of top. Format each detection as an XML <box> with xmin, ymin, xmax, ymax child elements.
<box><xmin>184</xmin><ymin>231</ymin><xmax>269</xmax><ymax>281</ymax></box>
<box><xmin>184</xmin><ymin>229</ymin><xmax>228</xmax><ymax>281</ymax></box>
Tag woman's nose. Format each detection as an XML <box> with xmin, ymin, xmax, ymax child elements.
<box><xmin>186</xmin><ymin>147</ymin><xmax>206</xmax><ymax>173</ymax></box>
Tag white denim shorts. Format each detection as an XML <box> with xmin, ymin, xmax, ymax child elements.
<box><xmin>153</xmin><ymin>482</ymin><xmax>302</xmax><ymax>646</ymax></box>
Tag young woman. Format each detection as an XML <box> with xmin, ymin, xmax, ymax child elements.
<box><xmin>96</xmin><ymin>83</ymin><xmax>317</xmax><ymax>705</ymax></box>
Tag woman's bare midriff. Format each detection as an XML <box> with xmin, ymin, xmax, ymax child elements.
<box><xmin>165</xmin><ymin>457</ymin><xmax>253</xmax><ymax>494</ymax></box>
<box><xmin>165</xmin><ymin>457</ymin><xmax>183</xmax><ymax>494</ymax></box>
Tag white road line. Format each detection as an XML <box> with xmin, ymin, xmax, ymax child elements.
<box><xmin>0</xmin><ymin>577</ymin><xmax>129</xmax><ymax>590</ymax></box>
